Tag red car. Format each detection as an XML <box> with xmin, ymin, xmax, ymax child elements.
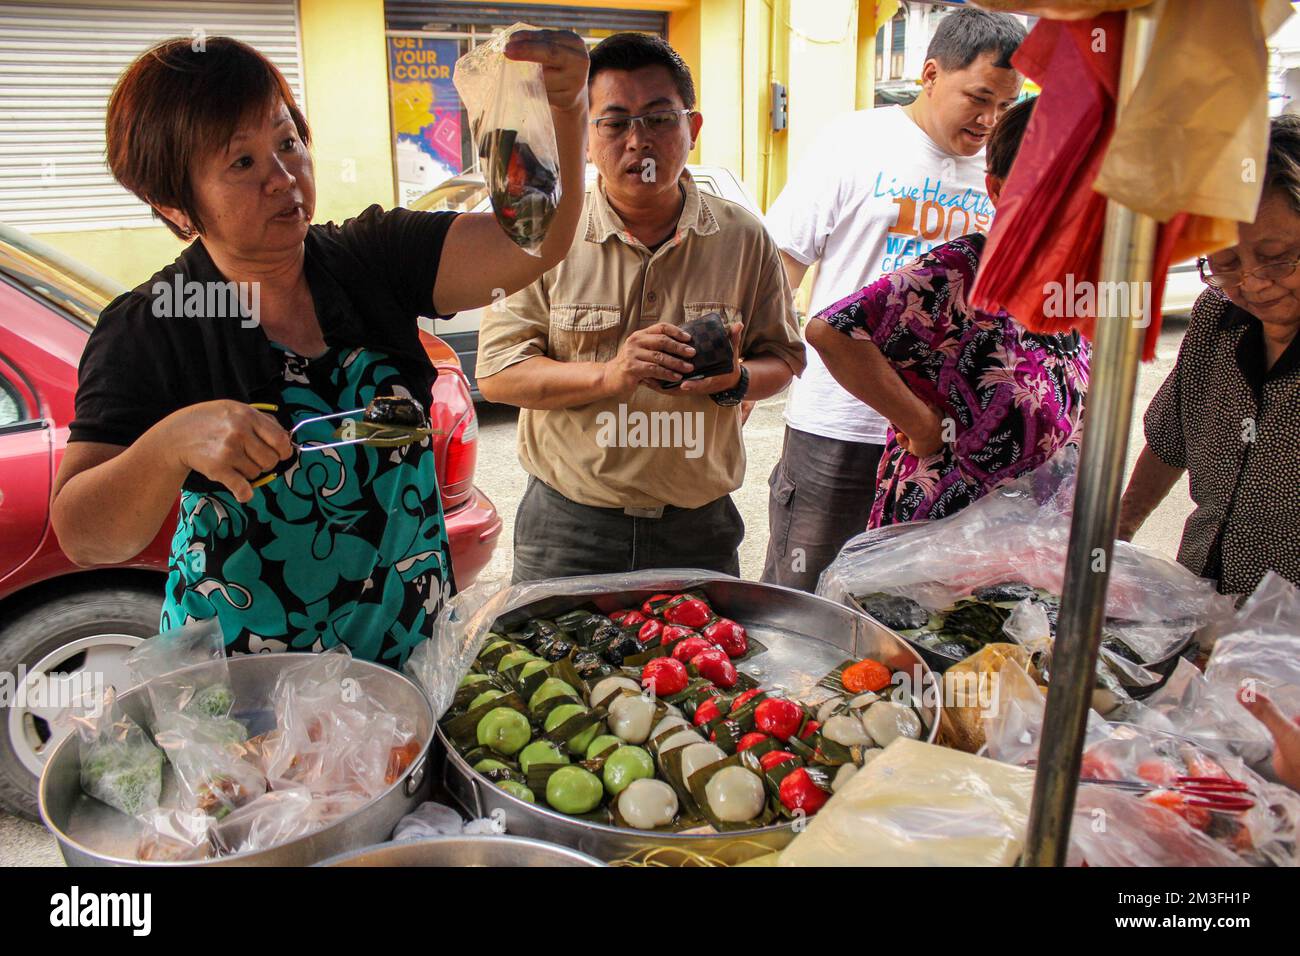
<box><xmin>0</xmin><ymin>224</ymin><xmax>501</xmax><ymax>819</ymax></box>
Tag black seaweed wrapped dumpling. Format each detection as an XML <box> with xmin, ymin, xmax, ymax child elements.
<box><xmin>363</xmin><ymin>396</ymin><xmax>427</xmax><ymax>428</ymax></box>
<box><xmin>857</xmin><ymin>593</ymin><xmax>930</xmax><ymax>631</ymax></box>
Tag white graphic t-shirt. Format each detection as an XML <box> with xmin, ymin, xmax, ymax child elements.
<box><xmin>766</xmin><ymin>105</ymin><xmax>994</xmax><ymax>444</ymax></box>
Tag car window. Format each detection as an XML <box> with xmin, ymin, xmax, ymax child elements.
<box><xmin>694</xmin><ymin>176</ymin><xmax>720</xmax><ymax>197</ymax></box>
<box><xmin>410</xmin><ymin>179</ymin><xmax>490</xmax><ymax>214</ymax></box>
<box><xmin>0</xmin><ymin>372</ymin><xmax>24</xmax><ymax>428</ymax></box>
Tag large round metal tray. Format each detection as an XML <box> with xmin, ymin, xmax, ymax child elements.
<box><xmin>40</xmin><ymin>654</ymin><xmax>435</xmax><ymax>867</ymax></box>
<box><xmin>319</xmin><ymin>835</ymin><xmax>604</xmax><ymax>867</ymax></box>
<box><xmin>435</xmin><ymin>577</ymin><xmax>939</xmax><ymax>865</ymax></box>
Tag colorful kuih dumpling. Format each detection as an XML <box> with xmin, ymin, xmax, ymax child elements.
<box><xmin>704</xmin><ymin>766</ymin><xmax>766</xmax><ymax>823</ymax></box>
<box><xmin>618</xmin><ymin>778</ymin><xmax>678</xmax><ymax>830</ymax></box>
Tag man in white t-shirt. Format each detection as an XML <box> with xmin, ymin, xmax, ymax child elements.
<box><xmin>761</xmin><ymin>7</ymin><xmax>1025</xmax><ymax>591</ymax></box>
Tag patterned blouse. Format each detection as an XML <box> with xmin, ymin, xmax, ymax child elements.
<box><xmin>1145</xmin><ymin>288</ymin><xmax>1300</xmax><ymax>595</ymax></box>
<box><xmin>815</xmin><ymin>233</ymin><xmax>1090</xmax><ymax>528</ymax></box>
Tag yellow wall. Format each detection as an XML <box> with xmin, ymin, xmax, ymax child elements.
<box><xmin>298</xmin><ymin>0</ymin><xmax>395</xmax><ymax>226</ymax></box>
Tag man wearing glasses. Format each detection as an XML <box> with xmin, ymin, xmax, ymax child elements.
<box><xmin>476</xmin><ymin>32</ymin><xmax>805</xmax><ymax>583</ymax></box>
<box><xmin>1120</xmin><ymin>114</ymin><xmax>1300</xmax><ymax>596</ymax></box>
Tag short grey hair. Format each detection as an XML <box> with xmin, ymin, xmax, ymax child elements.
<box><xmin>1265</xmin><ymin>113</ymin><xmax>1300</xmax><ymax>215</ymax></box>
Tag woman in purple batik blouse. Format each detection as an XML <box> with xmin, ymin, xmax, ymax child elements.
<box><xmin>806</xmin><ymin>96</ymin><xmax>1090</xmax><ymax>528</ymax></box>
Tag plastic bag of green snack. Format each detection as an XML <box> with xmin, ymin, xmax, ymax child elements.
<box><xmin>126</xmin><ymin>617</ymin><xmax>234</xmax><ymax>721</ymax></box>
<box><xmin>73</xmin><ymin>688</ymin><xmax>164</xmax><ymax>817</ymax></box>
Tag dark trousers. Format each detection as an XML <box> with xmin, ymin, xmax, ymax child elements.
<box><xmin>511</xmin><ymin>477</ymin><xmax>745</xmax><ymax>584</ymax></box>
<box><xmin>760</xmin><ymin>426</ymin><xmax>885</xmax><ymax>593</ymax></box>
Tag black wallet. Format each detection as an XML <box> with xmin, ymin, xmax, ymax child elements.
<box><xmin>661</xmin><ymin>312</ymin><xmax>735</xmax><ymax>388</ymax></box>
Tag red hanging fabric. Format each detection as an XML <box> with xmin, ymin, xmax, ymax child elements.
<box><xmin>970</xmin><ymin>13</ymin><xmax>1195</xmax><ymax>360</ymax></box>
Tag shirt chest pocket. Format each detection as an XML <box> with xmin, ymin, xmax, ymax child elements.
<box><xmin>550</xmin><ymin>305</ymin><xmax>623</xmax><ymax>363</ymax></box>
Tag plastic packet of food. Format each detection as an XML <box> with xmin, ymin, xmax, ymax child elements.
<box><xmin>126</xmin><ymin>617</ymin><xmax>234</xmax><ymax>721</ymax></box>
<box><xmin>777</xmin><ymin>738</ymin><xmax>1037</xmax><ymax>867</ymax></box>
<box><xmin>135</xmin><ymin>806</ymin><xmax>216</xmax><ymax>862</ymax></box>
<box><xmin>1069</xmin><ymin>784</ymin><xmax>1247</xmax><ymax>867</ymax></box>
<box><xmin>453</xmin><ymin>23</ymin><xmax>561</xmax><ymax>255</ymax></box>
<box><xmin>1129</xmin><ymin>658</ymin><xmax>1273</xmax><ymax>765</ymax></box>
<box><xmin>1205</xmin><ymin>571</ymin><xmax>1300</xmax><ymax>718</ymax></box>
<box><xmin>817</xmin><ymin>449</ymin><xmax>1235</xmax><ymax>639</ymax></box>
<box><xmin>153</xmin><ymin>711</ymin><xmax>266</xmax><ymax>819</ymax></box>
<box><xmin>72</xmin><ymin>687</ymin><xmax>164</xmax><ymax>817</ymax></box>
<box><xmin>211</xmin><ymin>786</ymin><xmax>318</xmax><ymax>855</ymax></box>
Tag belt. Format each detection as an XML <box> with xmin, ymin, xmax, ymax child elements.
<box><xmin>532</xmin><ymin>477</ymin><xmax>695</xmax><ymax>520</ymax></box>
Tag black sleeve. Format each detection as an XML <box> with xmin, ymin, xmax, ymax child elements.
<box><xmin>335</xmin><ymin>205</ymin><xmax>459</xmax><ymax>320</ymax></box>
<box><xmin>68</xmin><ymin>293</ymin><xmax>175</xmax><ymax>446</ymax></box>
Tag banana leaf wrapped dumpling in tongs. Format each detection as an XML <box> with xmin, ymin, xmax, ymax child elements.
<box><xmin>250</xmin><ymin>395</ymin><xmax>437</xmax><ymax>488</ymax></box>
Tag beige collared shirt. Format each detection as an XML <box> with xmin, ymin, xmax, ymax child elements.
<box><xmin>476</xmin><ymin>170</ymin><xmax>805</xmax><ymax>510</ymax></box>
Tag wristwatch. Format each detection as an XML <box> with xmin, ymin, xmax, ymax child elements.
<box><xmin>710</xmin><ymin>364</ymin><xmax>749</xmax><ymax>407</ymax></box>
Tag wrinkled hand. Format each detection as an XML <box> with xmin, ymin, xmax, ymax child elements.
<box><xmin>895</xmin><ymin>404</ymin><xmax>945</xmax><ymax>458</ymax></box>
<box><xmin>504</xmin><ymin>29</ymin><xmax>590</xmax><ymax>114</ymax></box>
<box><xmin>167</xmin><ymin>401</ymin><xmax>292</xmax><ymax>504</ymax></box>
<box><xmin>678</xmin><ymin>322</ymin><xmax>744</xmax><ymax>395</ymax></box>
<box><xmin>601</xmin><ymin>323</ymin><xmax>696</xmax><ymax>397</ymax></box>
<box><xmin>1239</xmin><ymin>688</ymin><xmax>1300</xmax><ymax>791</ymax></box>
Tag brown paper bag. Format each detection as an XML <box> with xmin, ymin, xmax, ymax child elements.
<box><xmin>1093</xmin><ymin>0</ymin><xmax>1293</xmax><ymax>224</ymax></box>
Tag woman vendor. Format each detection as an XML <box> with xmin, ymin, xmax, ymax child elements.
<box><xmin>1119</xmin><ymin>115</ymin><xmax>1300</xmax><ymax>596</ymax></box>
<box><xmin>805</xmin><ymin>97</ymin><xmax>1089</xmax><ymax>528</ymax></box>
<box><xmin>50</xmin><ymin>34</ymin><xmax>590</xmax><ymax>667</ymax></box>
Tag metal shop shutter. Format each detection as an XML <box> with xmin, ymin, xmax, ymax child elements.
<box><xmin>0</xmin><ymin>0</ymin><xmax>305</xmax><ymax>234</ymax></box>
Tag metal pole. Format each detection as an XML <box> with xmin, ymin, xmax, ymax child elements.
<box><xmin>1022</xmin><ymin>1</ymin><xmax>1161</xmax><ymax>867</ymax></box>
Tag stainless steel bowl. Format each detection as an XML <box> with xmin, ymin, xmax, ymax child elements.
<box><xmin>40</xmin><ymin>654</ymin><xmax>434</xmax><ymax>867</ymax></box>
<box><xmin>319</xmin><ymin>835</ymin><xmax>604</xmax><ymax>867</ymax></box>
<box><xmin>436</xmin><ymin>576</ymin><xmax>939</xmax><ymax>864</ymax></box>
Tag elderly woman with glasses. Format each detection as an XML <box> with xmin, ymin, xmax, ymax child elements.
<box><xmin>1119</xmin><ymin>115</ymin><xmax>1300</xmax><ymax>596</ymax></box>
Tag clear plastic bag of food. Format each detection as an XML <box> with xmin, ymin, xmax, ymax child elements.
<box><xmin>135</xmin><ymin>806</ymin><xmax>216</xmax><ymax>862</ymax></box>
<box><xmin>776</xmin><ymin>738</ymin><xmax>1037</xmax><ymax>866</ymax></box>
<box><xmin>1128</xmin><ymin>658</ymin><xmax>1274</xmax><ymax>765</ymax></box>
<box><xmin>453</xmin><ymin>23</ymin><xmax>561</xmax><ymax>256</ymax></box>
<box><xmin>211</xmin><ymin>786</ymin><xmax>318</xmax><ymax>855</ymax></box>
<box><xmin>72</xmin><ymin>687</ymin><xmax>164</xmax><ymax>817</ymax></box>
<box><xmin>1205</xmin><ymin>571</ymin><xmax>1300</xmax><ymax>718</ymax></box>
<box><xmin>153</xmin><ymin>711</ymin><xmax>266</xmax><ymax>820</ymax></box>
<box><xmin>261</xmin><ymin>645</ymin><xmax>421</xmax><ymax>798</ymax></box>
<box><xmin>818</xmin><ymin>450</ymin><xmax>1234</xmax><ymax>661</ymax></box>
<box><xmin>983</xmin><ymin>669</ymin><xmax>1299</xmax><ymax>866</ymax></box>
<box><xmin>1069</xmin><ymin>784</ymin><xmax>1247</xmax><ymax>867</ymax></box>
<box><xmin>126</xmin><ymin>617</ymin><xmax>234</xmax><ymax>721</ymax></box>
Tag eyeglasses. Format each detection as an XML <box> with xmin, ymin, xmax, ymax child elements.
<box><xmin>592</xmin><ymin>108</ymin><xmax>693</xmax><ymax>140</ymax></box>
<box><xmin>1198</xmin><ymin>255</ymin><xmax>1300</xmax><ymax>289</ymax></box>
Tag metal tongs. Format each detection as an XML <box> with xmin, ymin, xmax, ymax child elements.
<box><xmin>248</xmin><ymin>400</ymin><xmax>435</xmax><ymax>488</ymax></box>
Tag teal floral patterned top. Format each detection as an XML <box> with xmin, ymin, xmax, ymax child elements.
<box><xmin>71</xmin><ymin>206</ymin><xmax>460</xmax><ymax>668</ymax></box>
<box><xmin>160</xmin><ymin>345</ymin><xmax>450</xmax><ymax>667</ymax></box>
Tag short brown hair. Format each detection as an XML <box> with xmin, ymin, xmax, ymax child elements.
<box><xmin>985</xmin><ymin>95</ymin><xmax>1035</xmax><ymax>180</ymax></box>
<box><xmin>106</xmin><ymin>37</ymin><xmax>310</xmax><ymax>239</ymax></box>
